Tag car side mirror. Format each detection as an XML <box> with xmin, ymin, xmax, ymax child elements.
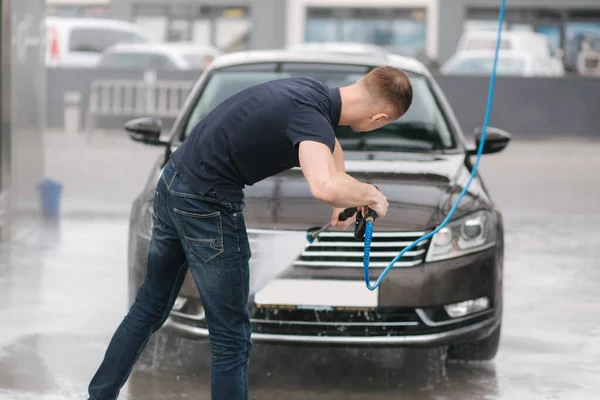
<box><xmin>467</xmin><ymin>127</ymin><xmax>511</xmax><ymax>155</ymax></box>
<box><xmin>125</xmin><ymin>117</ymin><xmax>169</xmax><ymax>146</ymax></box>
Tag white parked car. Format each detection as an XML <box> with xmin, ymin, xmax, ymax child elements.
<box><xmin>455</xmin><ymin>30</ymin><xmax>564</xmax><ymax>76</ymax></box>
<box><xmin>46</xmin><ymin>17</ymin><xmax>150</xmax><ymax>68</ymax></box>
<box><xmin>441</xmin><ymin>50</ymin><xmax>559</xmax><ymax>77</ymax></box>
<box><xmin>96</xmin><ymin>43</ymin><xmax>221</xmax><ymax>70</ymax></box>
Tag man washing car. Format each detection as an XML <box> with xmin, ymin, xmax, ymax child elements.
<box><xmin>88</xmin><ymin>65</ymin><xmax>413</xmax><ymax>400</ymax></box>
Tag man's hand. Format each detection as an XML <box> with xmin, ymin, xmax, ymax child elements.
<box><xmin>331</xmin><ymin>207</ymin><xmax>356</xmax><ymax>231</ymax></box>
<box><xmin>367</xmin><ymin>189</ymin><xmax>389</xmax><ymax>220</ymax></box>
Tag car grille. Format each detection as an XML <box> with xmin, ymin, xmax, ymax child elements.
<box><xmin>250</xmin><ymin>307</ymin><xmax>425</xmax><ymax>336</ymax></box>
<box><xmin>294</xmin><ymin>231</ymin><xmax>430</xmax><ymax>268</ymax></box>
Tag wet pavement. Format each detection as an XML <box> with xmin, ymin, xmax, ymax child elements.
<box><xmin>1</xmin><ymin>137</ymin><xmax>600</xmax><ymax>399</ymax></box>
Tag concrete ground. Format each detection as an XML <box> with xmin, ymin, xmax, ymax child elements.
<box><xmin>1</xmin><ymin>132</ymin><xmax>600</xmax><ymax>399</ymax></box>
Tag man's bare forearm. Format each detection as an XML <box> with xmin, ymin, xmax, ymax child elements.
<box><xmin>318</xmin><ymin>139</ymin><xmax>378</xmax><ymax>208</ymax></box>
<box><xmin>300</xmin><ymin>140</ymin><xmax>381</xmax><ymax>210</ymax></box>
<box><xmin>320</xmin><ymin>172</ymin><xmax>379</xmax><ymax>208</ymax></box>
<box><xmin>332</xmin><ymin>138</ymin><xmax>346</xmax><ymax>173</ymax></box>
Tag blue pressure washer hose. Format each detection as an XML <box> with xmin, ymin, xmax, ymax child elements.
<box><xmin>361</xmin><ymin>0</ymin><xmax>507</xmax><ymax>291</ymax></box>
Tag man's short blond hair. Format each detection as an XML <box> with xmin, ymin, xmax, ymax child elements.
<box><xmin>359</xmin><ymin>66</ymin><xmax>413</xmax><ymax>119</ymax></box>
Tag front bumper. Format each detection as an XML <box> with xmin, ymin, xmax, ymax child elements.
<box><xmin>163</xmin><ymin>312</ymin><xmax>498</xmax><ymax>347</ymax></box>
<box><xmin>130</xmin><ymin>220</ymin><xmax>502</xmax><ymax>347</ymax></box>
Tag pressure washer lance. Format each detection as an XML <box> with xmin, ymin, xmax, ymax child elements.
<box><xmin>306</xmin><ymin>207</ymin><xmax>358</xmax><ymax>243</ymax></box>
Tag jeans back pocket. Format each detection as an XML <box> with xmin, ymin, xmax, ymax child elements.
<box><xmin>174</xmin><ymin>208</ymin><xmax>224</xmax><ymax>262</ymax></box>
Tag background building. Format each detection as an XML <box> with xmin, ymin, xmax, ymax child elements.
<box><xmin>45</xmin><ymin>0</ymin><xmax>595</xmax><ymax>69</ymax></box>
<box><xmin>47</xmin><ymin>0</ymin><xmax>111</xmax><ymax>17</ymax></box>
<box><xmin>44</xmin><ymin>0</ymin><xmax>600</xmax><ymax>70</ymax></box>
<box><xmin>440</xmin><ymin>0</ymin><xmax>600</xmax><ymax>71</ymax></box>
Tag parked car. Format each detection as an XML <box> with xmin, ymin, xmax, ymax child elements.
<box><xmin>96</xmin><ymin>42</ymin><xmax>221</xmax><ymax>71</ymax></box>
<box><xmin>441</xmin><ymin>50</ymin><xmax>558</xmax><ymax>77</ymax></box>
<box><xmin>125</xmin><ymin>49</ymin><xmax>510</xmax><ymax>362</ymax></box>
<box><xmin>45</xmin><ymin>17</ymin><xmax>151</xmax><ymax>68</ymax></box>
<box><xmin>454</xmin><ymin>30</ymin><xmax>565</xmax><ymax>76</ymax></box>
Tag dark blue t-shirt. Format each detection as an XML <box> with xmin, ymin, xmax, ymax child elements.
<box><xmin>170</xmin><ymin>77</ymin><xmax>342</xmax><ymax>202</ymax></box>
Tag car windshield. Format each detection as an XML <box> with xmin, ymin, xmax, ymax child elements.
<box><xmin>182</xmin><ymin>64</ymin><xmax>456</xmax><ymax>154</ymax></box>
<box><xmin>444</xmin><ymin>56</ymin><xmax>526</xmax><ymax>75</ymax></box>
<box><xmin>69</xmin><ymin>28</ymin><xmax>146</xmax><ymax>53</ymax></box>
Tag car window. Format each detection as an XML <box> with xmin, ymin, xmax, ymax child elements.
<box><xmin>69</xmin><ymin>28</ymin><xmax>147</xmax><ymax>53</ymax></box>
<box><xmin>181</xmin><ymin>65</ymin><xmax>456</xmax><ymax>153</ymax></box>
<box><xmin>98</xmin><ymin>52</ymin><xmax>177</xmax><ymax>69</ymax></box>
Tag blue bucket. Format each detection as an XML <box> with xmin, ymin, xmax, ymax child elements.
<box><xmin>39</xmin><ymin>178</ymin><xmax>63</xmax><ymax>219</ymax></box>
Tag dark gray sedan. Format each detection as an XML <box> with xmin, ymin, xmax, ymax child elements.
<box><xmin>125</xmin><ymin>48</ymin><xmax>511</xmax><ymax>363</ymax></box>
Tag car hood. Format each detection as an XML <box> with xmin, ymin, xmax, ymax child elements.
<box><xmin>243</xmin><ymin>152</ymin><xmax>491</xmax><ymax>232</ymax></box>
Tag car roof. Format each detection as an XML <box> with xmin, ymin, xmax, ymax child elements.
<box><xmin>45</xmin><ymin>17</ymin><xmax>142</xmax><ymax>30</ymax></box>
<box><xmin>461</xmin><ymin>30</ymin><xmax>544</xmax><ymax>40</ymax></box>
<box><xmin>209</xmin><ymin>49</ymin><xmax>430</xmax><ymax>75</ymax></box>
<box><xmin>450</xmin><ymin>49</ymin><xmax>534</xmax><ymax>59</ymax></box>
<box><xmin>105</xmin><ymin>42</ymin><xmax>220</xmax><ymax>56</ymax></box>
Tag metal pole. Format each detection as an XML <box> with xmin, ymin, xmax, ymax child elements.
<box><xmin>0</xmin><ymin>0</ymin><xmax>12</xmax><ymax>242</ymax></box>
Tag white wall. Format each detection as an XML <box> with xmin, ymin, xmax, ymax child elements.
<box><xmin>285</xmin><ymin>0</ymin><xmax>439</xmax><ymax>59</ymax></box>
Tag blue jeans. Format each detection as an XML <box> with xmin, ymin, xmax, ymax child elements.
<box><xmin>88</xmin><ymin>159</ymin><xmax>253</xmax><ymax>399</ymax></box>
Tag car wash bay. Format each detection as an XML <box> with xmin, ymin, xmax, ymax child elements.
<box><xmin>1</xmin><ymin>132</ymin><xmax>599</xmax><ymax>399</ymax></box>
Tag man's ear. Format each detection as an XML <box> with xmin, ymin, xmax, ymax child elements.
<box><xmin>371</xmin><ymin>113</ymin><xmax>389</xmax><ymax>122</ymax></box>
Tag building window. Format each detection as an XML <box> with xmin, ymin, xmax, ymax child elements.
<box><xmin>305</xmin><ymin>7</ymin><xmax>427</xmax><ymax>58</ymax></box>
<box><xmin>536</xmin><ymin>25</ymin><xmax>561</xmax><ymax>53</ymax></box>
<box><xmin>564</xmin><ymin>21</ymin><xmax>600</xmax><ymax>72</ymax></box>
<box><xmin>214</xmin><ymin>8</ymin><xmax>252</xmax><ymax>52</ymax></box>
<box><xmin>133</xmin><ymin>4</ymin><xmax>251</xmax><ymax>52</ymax></box>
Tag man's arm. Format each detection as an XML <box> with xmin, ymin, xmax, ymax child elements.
<box><xmin>329</xmin><ymin>138</ymin><xmax>357</xmax><ymax>229</ymax></box>
<box><xmin>332</xmin><ymin>138</ymin><xmax>345</xmax><ymax>173</ymax></box>
<box><xmin>298</xmin><ymin>140</ymin><xmax>381</xmax><ymax>209</ymax></box>
<box><xmin>288</xmin><ymin>107</ymin><xmax>387</xmax><ymax>217</ymax></box>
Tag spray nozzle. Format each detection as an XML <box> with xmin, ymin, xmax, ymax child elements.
<box><xmin>354</xmin><ymin>206</ymin><xmax>377</xmax><ymax>240</ymax></box>
<box><xmin>306</xmin><ymin>207</ymin><xmax>358</xmax><ymax>243</ymax></box>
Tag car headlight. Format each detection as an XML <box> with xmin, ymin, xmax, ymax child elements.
<box><xmin>425</xmin><ymin>210</ymin><xmax>496</xmax><ymax>262</ymax></box>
